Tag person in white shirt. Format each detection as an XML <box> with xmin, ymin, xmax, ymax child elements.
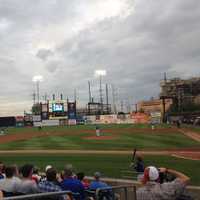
<box><xmin>0</xmin><ymin>166</ymin><xmax>21</xmax><ymax>193</ymax></box>
<box><xmin>15</xmin><ymin>164</ymin><xmax>39</xmax><ymax>194</ymax></box>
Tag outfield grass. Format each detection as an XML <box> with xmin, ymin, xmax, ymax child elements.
<box><xmin>0</xmin><ymin>132</ymin><xmax>199</xmax><ymax>150</ymax></box>
<box><xmin>5</xmin><ymin>124</ymin><xmax>172</xmax><ymax>135</ymax></box>
<box><xmin>0</xmin><ymin>124</ymin><xmax>199</xmax><ymax>150</ymax></box>
<box><xmin>0</xmin><ymin>154</ymin><xmax>199</xmax><ymax>185</ymax></box>
<box><xmin>0</xmin><ymin>124</ymin><xmax>199</xmax><ymax>185</ymax></box>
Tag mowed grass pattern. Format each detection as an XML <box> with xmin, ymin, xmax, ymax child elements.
<box><xmin>0</xmin><ymin>154</ymin><xmax>199</xmax><ymax>185</ymax></box>
<box><xmin>0</xmin><ymin>127</ymin><xmax>199</xmax><ymax>150</ymax></box>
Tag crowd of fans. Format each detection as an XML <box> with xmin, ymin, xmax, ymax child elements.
<box><xmin>0</xmin><ymin>161</ymin><xmax>111</xmax><ymax>200</ymax></box>
<box><xmin>0</xmin><ymin>158</ymin><xmax>191</xmax><ymax>200</ymax></box>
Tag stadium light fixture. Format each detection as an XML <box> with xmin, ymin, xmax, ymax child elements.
<box><xmin>32</xmin><ymin>75</ymin><xmax>43</xmax><ymax>82</ymax></box>
<box><xmin>32</xmin><ymin>75</ymin><xmax>43</xmax><ymax>104</ymax></box>
<box><xmin>94</xmin><ymin>70</ymin><xmax>107</xmax><ymax>112</ymax></box>
<box><xmin>94</xmin><ymin>70</ymin><xmax>107</xmax><ymax>77</ymax></box>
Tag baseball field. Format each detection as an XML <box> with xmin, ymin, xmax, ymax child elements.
<box><xmin>0</xmin><ymin>124</ymin><xmax>200</xmax><ymax>185</ymax></box>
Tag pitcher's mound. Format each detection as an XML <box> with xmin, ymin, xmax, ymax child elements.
<box><xmin>83</xmin><ymin>136</ymin><xmax>117</xmax><ymax>140</ymax></box>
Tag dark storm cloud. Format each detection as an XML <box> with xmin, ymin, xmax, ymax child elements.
<box><xmin>0</xmin><ymin>0</ymin><xmax>200</xmax><ymax>115</ymax></box>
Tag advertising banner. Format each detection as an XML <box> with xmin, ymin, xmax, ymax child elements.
<box><xmin>15</xmin><ymin>116</ymin><xmax>24</xmax><ymax>122</ymax></box>
<box><xmin>100</xmin><ymin>115</ymin><xmax>118</xmax><ymax>123</ymax></box>
<box><xmin>150</xmin><ymin>112</ymin><xmax>161</xmax><ymax>124</ymax></box>
<box><xmin>130</xmin><ymin>112</ymin><xmax>150</xmax><ymax>124</ymax></box>
<box><xmin>68</xmin><ymin>102</ymin><xmax>76</xmax><ymax>119</ymax></box>
<box><xmin>68</xmin><ymin>119</ymin><xmax>77</xmax><ymax>125</ymax></box>
<box><xmin>41</xmin><ymin>104</ymin><xmax>48</xmax><ymax>112</ymax></box>
<box><xmin>32</xmin><ymin>115</ymin><xmax>41</xmax><ymax>122</ymax></box>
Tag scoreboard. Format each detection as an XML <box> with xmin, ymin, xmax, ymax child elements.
<box><xmin>48</xmin><ymin>100</ymin><xmax>68</xmax><ymax>119</ymax></box>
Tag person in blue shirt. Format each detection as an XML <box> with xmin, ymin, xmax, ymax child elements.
<box><xmin>89</xmin><ymin>172</ymin><xmax>113</xmax><ymax>200</ymax></box>
<box><xmin>89</xmin><ymin>172</ymin><xmax>109</xmax><ymax>190</ymax></box>
<box><xmin>61</xmin><ymin>168</ymin><xmax>84</xmax><ymax>200</ymax></box>
<box><xmin>0</xmin><ymin>162</ymin><xmax>5</xmax><ymax>180</ymax></box>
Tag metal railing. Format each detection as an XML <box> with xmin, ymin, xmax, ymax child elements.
<box><xmin>2</xmin><ymin>185</ymin><xmax>137</xmax><ymax>200</ymax></box>
<box><xmin>2</xmin><ymin>190</ymin><xmax>74</xmax><ymax>200</ymax></box>
<box><xmin>95</xmin><ymin>185</ymin><xmax>137</xmax><ymax>200</ymax></box>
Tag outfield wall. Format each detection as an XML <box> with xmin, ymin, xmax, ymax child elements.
<box><xmin>85</xmin><ymin>113</ymin><xmax>154</xmax><ymax>124</ymax></box>
<box><xmin>0</xmin><ymin>117</ymin><xmax>16</xmax><ymax>127</ymax></box>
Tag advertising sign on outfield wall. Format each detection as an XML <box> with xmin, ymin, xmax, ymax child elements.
<box><xmin>68</xmin><ymin>119</ymin><xmax>77</xmax><ymax>125</ymax></box>
<box><xmin>130</xmin><ymin>112</ymin><xmax>150</xmax><ymax>123</ymax></box>
<box><xmin>100</xmin><ymin>115</ymin><xmax>118</xmax><ymax>123</ymax></box>
<box><xmin>32</xmin><ymin>115</ymin><xmax>41</xmax><ymax>122</ymax></box>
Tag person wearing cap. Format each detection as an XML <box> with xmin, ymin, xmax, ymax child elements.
<box><xmin>89</xmin><ymin>172</ymin><xmax>110</xmax><ymax>190</ymax></box>
<box><xmin>61</xmin><ymin>168</ymin><xmax>85</xmax><ymax>200</ymax></box>
<box><xmin>45</xmin><ymin>165</ymin><xmax>52</xmax><ymax>172</ymax></box>
<box><xmin>136</xmin><ymin>166</ymin><xmax>190</xmax><ymax>200</ymax></box>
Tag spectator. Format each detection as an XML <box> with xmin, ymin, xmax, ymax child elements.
<box><xmin>61</xmin><ymin>168</ymin><xmax>85</xmax><ymax>200</ymax></box>
<box><xmin>136</xmin><ymin>166</ymin><xmax>190</xmax><ymax>200</ymax></box>
<box><xmin>0</xmin><ymin>166</ymin><xmax>21</xmax><ymax>194</ymax></box>
<box><xmin>32</xmin><ymin>166</ymin><xmax>41</xmax><ymax>184</ymax></box>
<box><xmin>12</xmin><ymin>165</ymin><xmax>20</xmax><ymax>179</ymax></box>
<box><xmin>38</xmin><ymin>167</ymin><xmax>65</xmax><ymax>200</ymax></box>
<box><xmin>89</xmin><ymin>172</ymin><xmax>110</xmax><ymax>190</ymax></box>
<box><xmin>89</xmin><ymin>172</ymin><xmax>113</xmax><ymax>200</ymax></box>
<box><xmin>77</xmin><ymin>172</ymin><xmax>89</xmax><ymax>189</ymax></box>
<box><xmin>16</xmin><ymin>164</ymin><xmax>39</xmax><ymax>194</ymax></box>
<box><xmin>45</xmin><ymin>165</ymin><xmax>52</xmax><ymax>172</ymax></box>
<box><xmin>0</xmin><ymin>162</ymin><xmax>5</xmax><ymax>180</ymax></box>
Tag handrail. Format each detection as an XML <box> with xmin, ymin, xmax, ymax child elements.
<box><xmin>95</xmin><ymin>185</ymin><xmax>137</xmax><ymax>200</ymax></box>
<box><xmin>2</xmin><ymin>185</ymin><xmax>137</xmax><ymax>200</ymax></box>
<box><xmin>2</xmin><ymin>190</ymin><xmax>74</xmax><ymax>200</ymax></box>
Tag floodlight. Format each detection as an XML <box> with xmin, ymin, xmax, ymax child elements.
<box><xmin>32</xmin><ymin>75</ymin><xmax>43</xmax><ymax>104</ymax></box>
<box><xmin>94</xmin><ymin>70</ymin><xmax>107</xmax><ymax>77</ymax></box>
<box><xmin>32</xmin><ymin>75</ymin><xmax>43</xmax><ymax>82</ymax></box>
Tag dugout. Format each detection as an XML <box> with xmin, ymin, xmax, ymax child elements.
<box><xmin>0</xmin><ymin>116</ymin><xmax>16</xmax><ymax>127</ymax></box>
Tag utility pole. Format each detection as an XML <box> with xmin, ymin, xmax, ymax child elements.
<box><xmin>111</xmin><ymin>84</ymin><xmax>117</xmax><ymax>114</ymax></box>
<box><xmin>99</xmin><ymin>75</ymin><xmax>103</xmax><ymax>113</ymax></box>
<box><xmin>74</xmin><ymin>89</ymin><xmax>77</xmax><ymax>102</ymax></box>
<box><xmin>32</xmin><ymin>92</ymin><xmax>36</xmax><ymax>105</ymax></box>
<box><xmin>88</xmin><ymin>81</ymin><xmax>92</xmax><ymax>102</ymax></box>
<box><xmin>106</xmin><ymin>84</ymin><xmax>109</xmax><ymax>114</ymax></box>
<box><xmin>121</xmin><ymin>100</ymin><xmax>124</xmax><ymax>113</ymax></box>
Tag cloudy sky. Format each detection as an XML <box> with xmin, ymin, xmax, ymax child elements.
<box><xmin>0</xmin><ymin>0</ymin><xmax>200</xmax><ymax>116</ymax></box>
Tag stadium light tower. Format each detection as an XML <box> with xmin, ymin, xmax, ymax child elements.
<box><xmin>32</xmin><ymin>75</ymin><xmax>43</xmax><ymax>104</ymax></box>
<box><xmin>94</xmin><ymin>70</ymin><xmax>107</xmax><ymax>111</ymax></box>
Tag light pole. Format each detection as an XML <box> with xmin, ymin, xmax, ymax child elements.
<box><xmin>32</xmin><ymin>75</ymin><xmax>43</xmax><ymax>104</ymax></box>
<box><xmin>95</xmin><ymin>70</ymin><xmax>107</xmax><ymax>114</ymax></box>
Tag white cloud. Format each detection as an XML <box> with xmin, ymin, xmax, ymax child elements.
<box><xmin>0</xmin><ymin>0</ymin><xmax>200</xmax><ymax>116</ymax></box>
<box><xmin>0</xmin><ymin>18</ymin><xmax>12</xmax><ymax>32</ymax></box>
